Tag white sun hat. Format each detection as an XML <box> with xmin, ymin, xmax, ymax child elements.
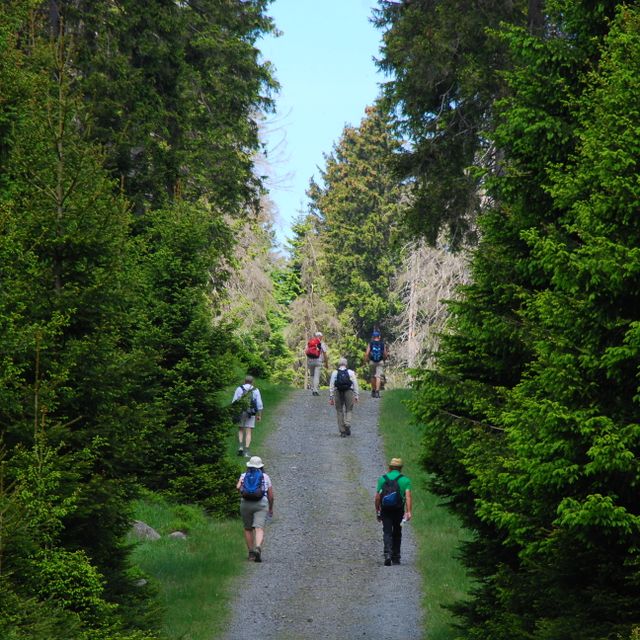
<box><xmin>246</xmin><ymin>456</ymin><xmax>264</xmax><ymax>469</ymax></box>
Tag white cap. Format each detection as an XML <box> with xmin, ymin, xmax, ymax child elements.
<box><xmin>315</xmin><ymin>332</ymin><xmax>323</xmax><ymax>337</ymax></box>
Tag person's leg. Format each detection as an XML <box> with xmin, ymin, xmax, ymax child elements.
<box><xmin>240</xmin><ymin>501</ymin><xmax>256</xmax><ymax>559</ymax></box>
<box><xmin>381</xmin><ymin>512</ymin><xmax>394</xmax><ymax>565</ymax></box>
<box><xmin>391</xmin><ymin>511</ymin><xmax>403</xmax><ymax>562</ymax></box>
<box><xmin>312</xmin><ymin>361</ymin><xmax>321</xmax><ymax>393</ymax></box>
<box><xmin>376</xmin><ymin>362</ymin><xmax>384</xmax><ymax>394</ymax></box>
<box><xmin>237</xmin><ymin>428</ymin><xmax>244</xmax><ymax>453</ymax></box>
<box><xmin>343</xmin><ymin>390</ymin><xmax>354</xmax><ymax>434</ymax></box>
<box><xmin>369</xmin><ymin>361</ymin><xmax>377</xmax><ymax>396</ymax></box>
<box><xmin>243</xmin><ymin>528</ymin><xmax>254</xmax><ymax>551</ymax></box>
<box><xmin>335</xmin><ymin>392</ymin><xmax>346</xmax><ymax>435</ymax></box>
<box><xmin>245</xmin><ymin>427</ymin><xmax>252</xmax><ymax>449</ymax></box>
<box><xmin>252</xmin><ymin>506</ymin><xmax>268</xmax><ymax>562</ymax></box>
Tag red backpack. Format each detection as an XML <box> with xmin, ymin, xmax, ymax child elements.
<box><xmin>305</xmin><ymin>337</ymin><xmax>322</xmax><ymax>358</ymax></box>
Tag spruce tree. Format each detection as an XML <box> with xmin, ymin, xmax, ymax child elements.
<box><xmin>308</xmin><ymin>105</ymin><xmax>404</xmax><ymax>345</ymax></box>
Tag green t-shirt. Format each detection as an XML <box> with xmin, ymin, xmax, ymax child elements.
<box><xmin>376</xmin><ymin>470</ymin><xmax>412</xmax><ymax>503</ymax></box>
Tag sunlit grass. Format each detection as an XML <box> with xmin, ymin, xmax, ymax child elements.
<box><xmin>129</xmin><ymin>494</ymin><xmax>245</xmax><ymax>640</ymax></box>
<box><xmin>379</xmin><ymin>389</ymin><xmax>472</xmax><ymax>640</ymax></box>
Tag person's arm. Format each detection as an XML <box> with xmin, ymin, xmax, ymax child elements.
<box><xmin>267</xmin><ymin>485</ymin><xmax>274</xmax><ymax>515</ymax></box>
<box><xmin>404</xmin><ymin>489</ymin><xmax>412</xmax><ymax>521</ymax></box>
<box><xmin>374</xmin><ymin>490</ymin><xmax>382</xmax><ymax>521</ymax></box>
<box><xmin>328</xmin><ymin>370</ymin><xmax>336</xmax><ymax>403</ymax></box>
<box><xmin>364</xmin><ymin>344</ymin><xmax>370</xmax><ymax>363</ymax></box>
<box><xmin>351</xmin><ymin>370</ymin><xmax>360</xmax><ymax>401</ymax></box>
<box><xmin>236</xmin><ymin>475</ymin><xmax>243</xmax><ymax>491</ymax></box>
<box><xmin>255</xmin><ymin>389</ymin><xmax>263</xmax><ymax>421</ymax></box>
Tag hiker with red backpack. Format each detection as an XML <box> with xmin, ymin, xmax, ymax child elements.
<box><xmin>375</xmin><ymin>457</ymin><xmax>412</xmax><ymax>566</ymax></box>
<box><xmin>236</xmin><ymin>456</ymin><xmax>274</xmax><ymax>562</ymax></box>
<box><xmin>328</xmin><ymin>357</ymin><xmax>360</xmax><ymax>437</ymax></box>
<box><xmin>364</xmin><ymin>330</ymin><xmax>388</xmax><ymax>398</ymax></box>
<box><xmin>305</xmin><ymin>331</ymin><xmax>328</xmax><ymax>396</ymax></box>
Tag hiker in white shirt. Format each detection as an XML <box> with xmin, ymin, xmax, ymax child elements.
<box><xmin>329</xmin><ymin>357</ymin><xmax>360</xmax><ymax>437</ymax></box>
<box><xmin>232</xmin><ymin>375</ymin><xmax>263</xmax><ymax>457</ymax></box>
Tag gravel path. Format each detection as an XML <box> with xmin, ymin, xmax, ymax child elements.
<box><xmin>220</xmin><ymin>390</ymin><xmax>424</xmax><ymax>640</ymax></box>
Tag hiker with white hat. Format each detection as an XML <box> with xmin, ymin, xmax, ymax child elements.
<box><xmin>305</xmin><ymin>331</ymin><xmax>328</xmax><ymax>396</ymax></box>
<box><xmin>375</xmin><ymin>457</ymin><xmax>412</xmax><ymax>566</ymax></box>
<box><xmin>236</xmin><ymin>456</ymin><xmax>274</xmax><ymax>562</ymax></box>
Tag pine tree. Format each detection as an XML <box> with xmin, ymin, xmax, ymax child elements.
<box><xmin>308</xmin><ymin>105</ymin><xmax>404</xmax><ymax>344</ymax></box>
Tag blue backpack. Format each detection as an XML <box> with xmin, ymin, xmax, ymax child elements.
<box><xmin>380</xmin><ymin>473</ymin><xmax>403</xmax><ymax>511</ymax></box>
<box><xmin>370</xmin><ymin>341</ymin><xmax>384</xmax><ymax>363</ymax></box>
<box><xmin>241</xmin><ymin>468</ymin><xmax>265</xmax><ymax>501</ymax></box>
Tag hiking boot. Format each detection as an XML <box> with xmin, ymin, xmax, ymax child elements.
<box><xmin>345</xmin><ymin>428</ymin><xmax>351</xmax><ymax>436</ymax></box>
<box><xmin>253</xmin><ymin>546</ymin><xmax>262</xmax><ymax>563</ymax></box>
<box><xmin>244</xmin><ymin>450</ymin><xmax>251</xmax><ymax>458</ymax></box>
<box><xmin>392</xmin><ymin>557</ymin><xmax>401</xmax><ymax>565</ymax></box>
<box><xmin>384</xmin><ymin>556</ymin><xmax>392</xmax><ymax>566</ymax></box>
<box><xmin>248</xmin><ymin>550</ymin><xmax>256</xmax><ymax>561</ymax></box>
<box><xmin>237</xmin><ymin>447</ymin><xmax>243</xmax><ymax>456</ymax></box>
<box><xmin>340</xmin><ymin>432</ymin><xmax>347</xmax><ymax>438</ymax></box>
<box><xmin>371</xmin><ymin>390</ymin><xmax>376</xmax><ymax>398</ymax></box>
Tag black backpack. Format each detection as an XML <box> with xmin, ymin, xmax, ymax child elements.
<box><xmin>335</xmin><ymin>368</ymin><xmax>353</xmax><ymax>392</ymax></box>
<box><xmin>380</xmin><ymin>473</ymin><xmax>404</xmax><ymax>511</ymax></box>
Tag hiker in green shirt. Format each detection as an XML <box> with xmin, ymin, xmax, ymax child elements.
<box><xmin>375</xmin><ymin>457</ymin><xmax>412</xmax><ymax>565</ymax></box>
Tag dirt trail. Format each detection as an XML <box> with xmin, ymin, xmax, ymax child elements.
<box><xmin>220</xmin><ymin>389</ymin><xmax>424</xmax><ymax>640</ymax></box>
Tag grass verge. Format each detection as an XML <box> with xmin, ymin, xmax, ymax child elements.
<box><xmin>131</xmin><ymin>379</ymin><xmax>293</xmax><ymax>639</ymax></box>
<box><xmin>379</xmin><ymin>389</ymin><xmax>471</xmax><ymax>640</ymax></box>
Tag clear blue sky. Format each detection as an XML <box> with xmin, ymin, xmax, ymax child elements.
<box><xmin>258</xmin><ymin>0</ymin><xmax>385</xmax><ymax>245</ymax></box>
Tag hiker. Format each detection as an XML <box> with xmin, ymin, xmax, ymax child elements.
<box><xmin>375</xmin><ymin>457</ymin><xmax>412</xmax><ymax>565</ymax></box>
<box><xmin>236</xmin><ymin>456</ymin><xmax>274</xmax><ymax>563</ymax></box>
<box><xmin>328</xmin><ymin>357</ymin><xmax>360</xmax><ymax>437</ymax></box>
<box><xmin>232</xmin><ymin>375</ymin><xmax>263</xmax><ymax>457</ymax></box>
<box><xmin>306</xmin><ymin>331</ymin><xmax>328</xmax><ymax>396</ymax></box>
<box><xmin>365</xmin><ymin>330</ymin><xmax>388</xmax><ymax>398</ymax></box>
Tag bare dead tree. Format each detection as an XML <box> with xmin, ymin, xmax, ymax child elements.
<box><xmin>388</xmin><ymin>238</ymin><xmax>471</xmax><ymax>385</ymax></box>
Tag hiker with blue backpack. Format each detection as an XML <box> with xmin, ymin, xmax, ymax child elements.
<box><xmin>375</xmin><ymin>457</ymin><xmax>412</xmax><ymax>566</ymax></box>
<box><xmin>365</xmin><ymin>330</ymin><xmax>388</xmax><ymax>398</ymax></box>
<box><xmin>328</xmin><ymin>357</ymin><xmax>360</xmax><ymax>437</ymax></box>
<box><xmin>232</xmin><ymin>375</ymin><xmax>263</xmax><ymax>458</ymax></box>
<box><xmin>236</xmin><ymin>456</ymin><xmax>274</xmax><ymax>562</ymax></box>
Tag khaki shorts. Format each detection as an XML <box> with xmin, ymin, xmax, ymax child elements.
<box><xmin>240</xmin><ymin>497</ymin><xmax>268</xmax><ymax>529</ymax></box>
<box><xmin>369</xmin><ymin>359</ymin><xmax>384</xmax><ymax>379</ymax></box>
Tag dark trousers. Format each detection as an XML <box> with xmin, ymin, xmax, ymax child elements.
<box><xmin>381</xmin><ymin>509</ymin><xmax>403</xmax><ymax>560</ymax></box>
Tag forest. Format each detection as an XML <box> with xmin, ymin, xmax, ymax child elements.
<box><xmin>1</xmin><ymin>0</ymin><xmax>639</xmax><ymax>639</ymax></box>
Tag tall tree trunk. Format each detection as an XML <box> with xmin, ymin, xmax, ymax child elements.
<box><xmin>528</xmin><ymin>0</ymin><xmax>544</xmax><ymax>35</ymax></box>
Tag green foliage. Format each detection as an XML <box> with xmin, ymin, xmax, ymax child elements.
<box><xmin>309</xmin><ymin>105</ymin><xmax>404</xmax><ymax>341</ymax></box>
<box><xmin>132</xmin><ymin>203</ymin><xmax>238</xmax><ymax>516</ymax></box>
<box><xmin>0</xmin><ymin>0</ymin><xmax>278</xmax><ymax>637</ymax></box>
<box><xmin>374</xmin><ymin>0</ymin><xmax>528</xmax><ymax>246</ymax></box>
<box><xmin>410</xmin><ymin>3</ymin><xmax>640</xmax><ymax>638</ymax></box>
<box><xmin>28</xmin><ymin>549</ymin><xmax>114</xmax><ymax>624</ymax></box>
